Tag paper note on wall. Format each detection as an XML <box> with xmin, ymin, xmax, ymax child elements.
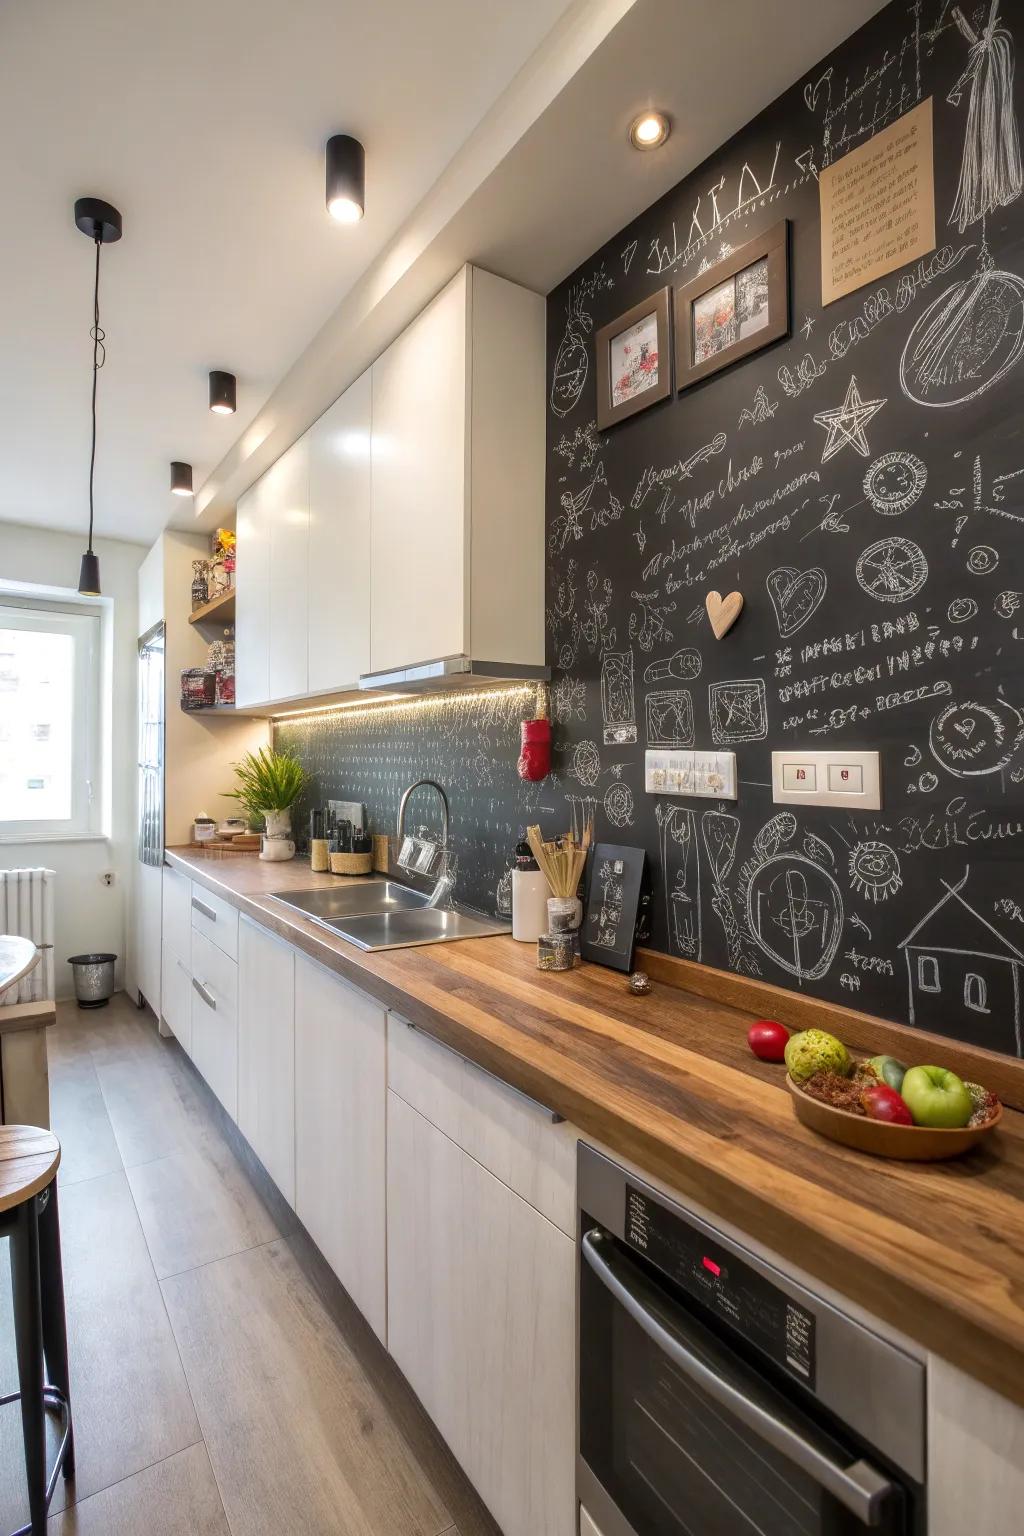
<box><xmin>819</xmin><ymin>97</ymin><xmax>935</xmax><ymax>306</ymax></box>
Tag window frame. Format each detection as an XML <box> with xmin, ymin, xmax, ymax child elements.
<box><xmin>0</xmin><ymin>601</ymin><xmax>102</xmax><ymax>841</ymax></box>
<box><xmin>916</xmin><ymin>953</ymin><xmax>940</xmax><ymax>993</ymax></box>
<box><xmin>963</xmin><ymin>971</ymin><xmax>989</xmax><ymax>1013</ymax></box>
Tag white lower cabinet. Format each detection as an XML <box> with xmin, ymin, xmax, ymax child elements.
<box><xmin>190</xmin><ymin>929</ymin><xmax>238</xmax><ymax>1120</ymax></box>
<box><xmin>578</xmin><ymin>1511</ymin><xmax>604</xmax><ymax>1536</ymax></box>
<box><xmin>160</xmin><ymin>942</ymin><xmax>191</xmax><ymax>1055</ymax></box>
<box><xmin>927</xmin><ymin>1355</ymin><xmax>1024</xmax><ymax>1532</ymax></box>
<box><xmin>387</xmin><ymin>1087</ymin><xmax>576</xmax><ymax>1536</ymax></box>
<box><xmin>237</xmin><ymin>916</ymin><xmax>296</xmax><ymax>1206</ymax></box>
<box><xmin>294</xmin><ymin>954</ymin><xmax>387</xmax><ymax>1341</ymax></box>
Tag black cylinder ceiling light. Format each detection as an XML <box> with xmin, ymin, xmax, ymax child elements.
<box><xmin>208</xmin><ymin>370</ymin><xmax>236</xmax><ymax>415</ymax></box>
<box><xmin>74</xmin><ymin>197</ymin><xmax>122</xmax><ymax>596</ymax></box>
<box><xmin>325</xmin><ymin>134</ymin><xmax>365</xmax><ymax>224</ymax></box>
<box><xmin>170</xmin><ymin>460</ymin><xmax>193</xmax><ymax>496</ymax></box>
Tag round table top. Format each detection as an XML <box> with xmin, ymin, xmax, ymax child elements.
<box><xmin>0</xmin><ymin>936</ymin><xmax>39</xmax><ymax>996</ymax></box>
<box><xmin>0</xmin><ymin>1126</ymin><xmax>61</xmax><ymax>1213</ymax></box>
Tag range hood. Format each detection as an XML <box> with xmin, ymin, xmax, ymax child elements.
<box><xmin>359</xmin><ymin>656</ymin><xmax>549</xmax><ymax>694</ymax></box>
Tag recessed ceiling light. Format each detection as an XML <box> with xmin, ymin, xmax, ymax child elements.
<box><xmin>629</xmin><ymin>111</ymin><xmax>671</xmax><ymax>150</ymax></box>
<box><xmin>326</xmin><ymin>134</ymin><xmax>365</xmax><ymax>223</ymax></box>
<box><xmin>209</xmin><ymin>370</ymin><xmax>236</xmax><ymax>415</ymax></box>
<box><xmin>170</xmin><ymin>460</ymin><xmax>193</xmax><ymax>496</ymax></box>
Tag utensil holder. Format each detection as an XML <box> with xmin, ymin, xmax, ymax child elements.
<box><xmin>330</xmin><ymin>851</ymin><xmax>373</xmax><ymax>876</ymax></box>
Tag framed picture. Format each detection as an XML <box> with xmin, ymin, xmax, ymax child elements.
<box><xmin>676</xmin><ymin>220</ymin><xmax>790</xmax><ymax>391</ymax></box>
<box><xmin>580</xmin><ymin>844</ymin><xmax>651</xmax><ymax>972</ymax></box>
<box><xmin>595</xmin><ymin>287</ymin><xmax>672</xmax><ymax>429</ymax></box>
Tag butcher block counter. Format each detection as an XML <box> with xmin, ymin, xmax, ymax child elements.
<box><xmin>167</xmin><ymin>847</ymin><xmax>1024</xmax><ymax>1409</ymax></box>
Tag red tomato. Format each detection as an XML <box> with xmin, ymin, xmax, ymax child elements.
<box><xmin>860</xmin><ymin>1083</ymin><xmax>913</xmax><ymax>1125</ymax></box>
<box><xmin>747</xmin><ymin>1020</ymin><xmax>789</xmax><ymax>1061</ymax></box>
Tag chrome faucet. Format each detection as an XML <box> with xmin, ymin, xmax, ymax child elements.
<box><xmin>396</xmin><ymin>779</ymin><xmax>452</xmax><ymax>907</ymax></box>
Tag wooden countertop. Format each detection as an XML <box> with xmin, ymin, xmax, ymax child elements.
<box><xmin>167</xmin><ymin>847</ymin><xmax>1024</xmax><ymax>1408</ymax></box>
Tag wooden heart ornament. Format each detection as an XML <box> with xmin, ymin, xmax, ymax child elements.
<box><xmin>705</xmin><ymin>590</ymin><xmax>744</xmax><ymax>640</ymax></box>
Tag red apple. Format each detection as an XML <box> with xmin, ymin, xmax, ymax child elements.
<box><xmin>860</xmin><ymin>1083</ymin><xmax>913</xmax><ymax>1125</ymax></box>
<box><xmin>747</xmin><ymin>1020</ymin><xmax>790</xmax><ymax>1062</ymax></box>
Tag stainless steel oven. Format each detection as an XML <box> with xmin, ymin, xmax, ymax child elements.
<box><xmin>577</xmin><ymin>1146</ymin><xmax>926</xmax><ymax>1536</ymax></box>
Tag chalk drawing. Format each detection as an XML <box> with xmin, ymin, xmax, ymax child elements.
<box><xmin>967</xmin><ymin>544</ymin><xmax>999</xmax><ymax>574</ymax></box>
<box><xmin>738</xmin><ymin>384</ymin><xmax>779</xmax><ymax>429</ymax></box>
<box><xmin>657</xmin><ymin>804</ymin><xmax>701</xmax><ymax>960</ymax></box>
<box><xmin>645</xmin><ymin>690</ymin><xmax>695</xmax><ymax>748</ymax></box>
<box><xmin>813</xmin><ymin>375</ymin><xmax>887</xmax><ymax>462</ymax></box>
<box><xmin>929</xmin><ymin>698</ymin><xmax>1024</xmax><ymax>776</ymax></box>
<box><xmin>709</xmin><ymin>679</ymin><xmax>769</xmax><ymax>744</ymax></box>
<box><xmin>746</xmin><ymin>854</ymin><xmax>844</xmax><ymax>981</ymax></box>
<box><xmin>644</xmin><ymin>648</ymin><xmax>702</xmax><ymax>684</ymax></box>
<box><xmin>848</xmin><ymin>841</ymin><xmax>903</xmax><ymax>902</ymax></box>
<box><xmin>571</xmin><ymin>739</ymin><xmax>602</xmax><ymax>788</ymax></box>
<box><xmin>948</xmin><ymin>597</ymin><xmax>979</xmax><ymax>623</ymax></box>
<box><xmin>766</xmin><ymin>566</ymin><xmax>827</xmax><ymax>637</ymax></box>
<box><xmin>855</xmin><ymin>537</ymin><xmax>929</xmax><ymax>603</ymax></box>
<box><xmin>603</xmin><ymin>781</ymin><xmax>635</xmax><ymax>829</ymax></box>
<box><xmin>600</xmin><ymin>651</ymin><xmax>638</xmax><ymax>745</ymax></box>
<box><xmin>863</xmin><ymin>451</ymin><xmax>927</xmax><ymax>513</ymax></box>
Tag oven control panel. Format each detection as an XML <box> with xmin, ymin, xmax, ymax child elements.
<box><xmin>625</xmin><ymin>1183</ymin><xmax>816</xmax><ymax>1386</ymax></box>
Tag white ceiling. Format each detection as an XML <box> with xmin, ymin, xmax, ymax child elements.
<box><xmin>1</xmin><ymin>0</ymin><xmax>886</xmax><ymax>549</ymax></box>
<box><xmin>0</xmin><ymin>0</ymin><xmax>574</xmax><ymax>545</ymax></box>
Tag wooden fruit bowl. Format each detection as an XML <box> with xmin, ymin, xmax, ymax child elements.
<box><xmin>787</xmin><ymin>1076</ymin><xmax>1002</xmax><ymax>1161</ymax></box>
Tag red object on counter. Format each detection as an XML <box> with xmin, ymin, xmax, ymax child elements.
<box><xmin>747</xmin><ymin>1019</ymin><xmax>790</xmax><ymax>1061</ymax></box>
<box><xmin>860</xmin><ymin>1083</ymin><xmax>914</xmax><ymax>1125</ymax></box>
<box><xmin>518</xmin><ymin>716</ymin><xmax>551</xmax><ymax>782</ymax></box>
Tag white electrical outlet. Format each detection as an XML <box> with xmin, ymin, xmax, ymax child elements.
<box><xmin>771</xmin><ymin>749</ymin><xmax>881</xmax><ymax>809</ymax></box>
<box><xmin>645</xmin><ymin>749</ymin><xmax>737</xmax><ymax>800</ymax></box>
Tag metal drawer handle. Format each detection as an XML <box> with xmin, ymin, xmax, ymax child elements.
<box><xmin>192</xmin><ymin>897</ymin><xmax>217</xmax><ymax>922</ymax></box>
<box><xmin>176</xmin><ymin>958</ymin><xmax>189</xmax><ymax>975</ymax></box>
<box><xmin>401</xmin><ymin>1020</ymin><xmax>564</xmax><ymax>1123</ymax></box>
<box><xmin>581</xmin><ymin>1229</ymin><xmax>897</xmax><ymax>1528</ymax></box>
<box><xmin>191</xmin><ymin>977</ymin><xmax>216</xmax><ymax>1011</ymax></box>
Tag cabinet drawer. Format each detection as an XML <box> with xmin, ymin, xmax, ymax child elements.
<box><xmin>190</xmin><ymin>930</ymin><xmax>238</xmax><ymax>1120</ymax></box>
<box><xmin>162</xmin><ymin>865</ymin><xmax>191</xmax><ymax>961</ymax></box>
<box><xmin>190</xmin><ymin>884</ymin><xmax>239</xmax><ymax>958</ymax></box>
<box><xmin>160</xmin><ymin>941</ymin><xmax>191</xmax><ymax>1055</ymax></box>
<box><xmin>387</xmin><ymin>1015</ymin><xmax>576</xmax><ymax>1237</ymax></box>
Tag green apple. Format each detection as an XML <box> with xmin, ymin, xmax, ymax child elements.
<box><xmin>784</xmin><ymin>1029</ymin><xmax>851</xmax><ymax>1082</ymax></box>
<box><xmin>868</xmin><ymin>1054</ymin><xmax>907</xmax><ymax>1092</ymax></box>
<box><xmin>900</xmin><ymin>1066</ymin><xmax>973</xmax><ymax>1129</ymax></box>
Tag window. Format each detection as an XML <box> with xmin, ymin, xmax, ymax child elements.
<box><xmin>0</xmin><ymin>603</ymin><xmax>101</xmax><ymax>839</ymax></box>
<box><xmin>964</xmin><ymin>972</ymin><xmax>989</xmax><ymax>1013</ymax></box>
<box><xmin>917</xmin><ymin>954</ymin><xmax>940</xmax><ymax>993</ymax></box>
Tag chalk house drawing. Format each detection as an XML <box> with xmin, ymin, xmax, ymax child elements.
<box><xmin>709</xmin><ymin>679</ymin><xmax>768</xmax><ymax>744</ymax></box>
<box><xmin>657</xmin><ymin>804</ymin><xmax>701</xmax><ymax>960</ymax></box>
<box><xmin>900</xmin><ymin>867</ymin><xmax>1024</xmax><ymax>1056</ymax></box>
<box><xmin>863</xmin><ymin>451</ymin><xmax>928</xmax><ymax>513</ymax></box>
<box><xmin>645</xmin><ymin>690</ymin><xmax>695</xmax><ymax>748</ymax></box>
<box><xmin>901</xmin><ymin>5</ymin><xmax>1024</xmax><ymax>407</ymax></box>
<box><xmin>929</xmin><ymin>698</ymin><xmax>1024</xmax><ymax>776</ymax></box>
<box><xmin>848</xmin><ymin>841</ymin><xmax>903</xmax><ymax>902</ymax></box>
<box><xmin>766</xmin><ymin>566</ymin><xmax>827</xmax><ymax>637</ymax></box>
<box><xmin>601</xmin><ymin>651</ymin><xmax>638</xmax><ymax>745</ymax></box>
<box><xmin>855</xmin><ymin>536</ymin><xmax>929</xmax><ymax>603</ymax></box>
<box><xmin>813</xmin><ymin>375</ymin><xmax>887</xmax><ymax>462</ymax></box>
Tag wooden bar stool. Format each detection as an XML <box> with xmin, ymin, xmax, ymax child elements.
<box><xmin>0</xmin><ymin>1127</ymin><xmax>73</xmax><ymax>1535</ymax></box>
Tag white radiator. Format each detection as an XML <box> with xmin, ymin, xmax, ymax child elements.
<box><xmin>0</xmin><ymin>868</ymin><xmax>55</xmax><ymax>1003</ymax></box>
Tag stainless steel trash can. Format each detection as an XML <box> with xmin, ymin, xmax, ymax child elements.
<box><xmin>67</xmin><ymin>953</ymin><xmax>117</xmax><ymax>1008</ymax></box>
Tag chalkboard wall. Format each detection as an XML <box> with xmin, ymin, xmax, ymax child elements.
<box><xmin>280</xmin><ymin>0</ymin><xmax>1024</xmax><ymax>1059</ymax></box>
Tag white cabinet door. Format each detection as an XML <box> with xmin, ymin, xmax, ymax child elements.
<box><xmin>161</xmin><ymin>865</ymin><xmax>191</xmax><ymax>963</ymax></box>
<box><xmin>160</xmin><ymin>942</ymin><xmax>191</xmax><ymax>1054</ymax></box>
<box><xmin>928</xmin><ymin>1356</ymin><xmax>1024</xmax><ymax>1533</ymax></box>
<box><xmin>294</xmin><ymin>955</ymin><xmax>386</xmax><ymax>1340</ymax></box>
<box><xmin>235</xmin><ymin>477</ymin><xmax>270</xmax><ymax>707</ymax></box>
<box><xmin>387</xmin><ymin>1090</ymin><xmax>575</xmax><ymax>1536</ymax></box>
<box><xmin>307</xmin><ymin>371</ymin><xmax>372</xmax><ymax>692</ymax></box>
<box><xmin>190</xmin><ymin>930</ymin><xmax>238</xmax><ymax>1120</ymax></box>
<box><xmin>267</xmin><ymin>436</ymin><xmax>310</xmax><ymax>702</ymax></box>
<box><xmin>370</xmin><ymin>269</ymin><xmax>468</xmax><ymax>673</ymax></box>
<box><xmin>237</xmin><ymin>917</ymin><xmax>295</xmax><ymax>1205</ymax></box>
<box><xmin>137</xmin><ymin>860</ymin><xmax>162</xmax><ymax>1016</ymax></box>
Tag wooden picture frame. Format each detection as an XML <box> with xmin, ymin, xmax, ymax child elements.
<box><xmin>675</xmin><ymin>220</ymin><xmax>790</xmax><ymax>392</ymax></box>
<box><xmin>594</xmin><ymin>287</ymin><xmax>672</xmax><ymax>429</ymax></box>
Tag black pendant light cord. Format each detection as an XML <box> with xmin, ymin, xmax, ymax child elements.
<box><xmin>87</xmin><ymin>234</ymin><xmax>106</xmax><ymax>556</ymax></box>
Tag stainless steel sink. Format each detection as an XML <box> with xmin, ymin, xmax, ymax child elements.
<box><xmin>268</xmin><ymin>878</ymin><xmax>509</xmax><ymax>950</ymax></box>
<box><xmin>269</xmin><ymin>879</ymin><xmax>428</xmax><ymax>923</ymax></box>
<box><xmin>330</xmin><ymin>905</ymin><xmax>510</xmax><ymax>951</ymax></box>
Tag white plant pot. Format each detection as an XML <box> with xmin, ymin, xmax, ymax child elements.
<box><xmin>262</xmin><ymin>808</ymin><xmax>292</xmax><ymax>839</ymax></box>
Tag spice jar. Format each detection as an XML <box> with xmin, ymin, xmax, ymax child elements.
<box><xmin>537</xmin><ymin>930</ymin><xmax>574</xmax><ymax>972</ymax></box>
<box><xmin>546</xmin><ymin>895</ymin><xmax>582</xmax><ymax>934</ymax></box>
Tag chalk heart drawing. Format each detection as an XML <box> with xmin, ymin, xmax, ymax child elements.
<box><xmin>929</xmin><ymin>698</ymin><xmax>1024</xmax><ymax>777</ymax></box>
<box><xmin>863</xmin><ymin>451</ymin><xmax>927</xmax><ymax>514</ymax></box>
<box><xmin>766</xmin><ymin>566</ymin><xmax>827</xmax><ymax>638</ymax></box>
<box><xmin>746</xmin><ymin>854</ymin><xmax>844</xmax><ymax>981</ymax></box>
<box><xmin>855</xmin><ymin>536</ymin><xmax>929</xmax><ymax>603</ymax></box>
<box><xmin>813</xmin><ymin>375</ymin><xmax>886</xmax><ymax>463</ymax></box>
<box><xmin>705</xmin><ymin>590</ymin><xmax>744</xmax><ymax>639</ymax></box>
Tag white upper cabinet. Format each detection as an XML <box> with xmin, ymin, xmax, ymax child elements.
<box><xmin>235</xmin><ymin>476</ymin><xmax>270</xmax><ymax>708</ymax></box>
<box><xmin>307</xmin><ymin>369</ymin><xmax>372</xmax><ymax>692</ymax></box>
<box><xmin>368</xmin><ymin>265</ymin><xmax>545</xmax><ymax>677</ymax></box>
<box><xmin>267</xmin><ymin>436</ymin><xmax>310</xmax><ymax>703</ymax></box>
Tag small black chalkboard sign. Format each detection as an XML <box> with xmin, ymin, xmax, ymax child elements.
<box><xmin>581</xmin><ymin>844</ymin><xmax>651</xmax><ymax>972</ymax></box>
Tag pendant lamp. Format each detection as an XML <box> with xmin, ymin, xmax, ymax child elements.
<box><xmin>74</xmin><ymin>197</ymin><xmax>122</xmax><ymax>596</ymax></box>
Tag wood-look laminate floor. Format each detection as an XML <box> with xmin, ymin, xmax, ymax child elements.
<box><xmin>0</xmin><ymin>993</ymin><xmax>497</xmax><ymax>1536</ymax></box>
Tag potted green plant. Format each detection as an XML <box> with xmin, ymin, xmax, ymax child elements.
<box><xmin>224</xmin><ymin>747</ymin><xmax>309</xmax><ymax>854</ymax></box>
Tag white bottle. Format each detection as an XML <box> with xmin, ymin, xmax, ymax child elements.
<box><xmin>512</xmin><ymin>868</ymin><xmax>550</xmax><ymax>942</ymax></box>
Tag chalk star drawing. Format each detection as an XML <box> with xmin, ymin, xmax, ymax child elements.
<box><xmin>813</xmin><ymin>375</ymin><xmax>887</xmax><ymax>462</ymax></box>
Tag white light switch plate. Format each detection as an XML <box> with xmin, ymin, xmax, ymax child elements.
<box><xmin>771</xmin><ymin>749</ymin><xmax>881</xmax><ymax>809</ymax></box>
<box><xmin>645</xmin><ymin>749</ymin><xmax>737</xmax><ymax>800</ymax></box>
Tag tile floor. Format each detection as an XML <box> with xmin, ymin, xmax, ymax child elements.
<box><xmin>0</xmin><ymin>992</ymin><xmax>498</xmax><ymax>1535</ymax></box>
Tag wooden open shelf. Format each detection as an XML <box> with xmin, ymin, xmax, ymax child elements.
<box><xmin>188</xmin><ymin>587</ymin><xmax>235</xmax><ymax>626</ymax></box>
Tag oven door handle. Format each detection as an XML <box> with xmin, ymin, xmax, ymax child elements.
<box><xmin>581</xmin><ymin>1229</ymin><xmax>898</xmax><ymax>1528</ymax></box>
